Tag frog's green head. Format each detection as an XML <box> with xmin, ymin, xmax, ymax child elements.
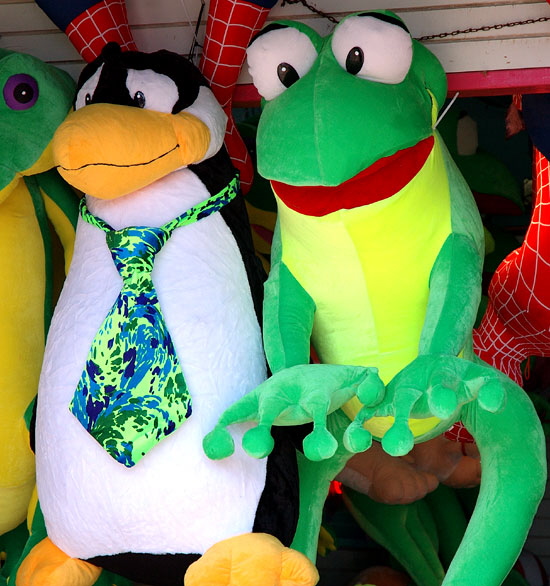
<box><xmin>0</xmin><ymin>49</ymin><xmax>75</xmax><ymax>199</ymax></box>
<box><xmin>247</xmin><ymin>11</ymin><xmax>447</xmax><ymax>187</ymax></box>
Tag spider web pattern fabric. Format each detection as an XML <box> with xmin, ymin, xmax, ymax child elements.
<box><xmin>67</xmin><ymin>0</ymin><xmax>137</xmax><ymax>63</ymax></box>
<box><xmin>200</xmin><ymin>0</ymin><xmax>274</xmax><ymax>193</ymax></box>
<box><xmin>473</xmin><ymin>147</ymin><xmax>550</xmax><ymax>385</ymax></box>
<box><xmin>444</xmin><ymin>420</ymin><xmax>475</xmax><ymax>443</ymax></box>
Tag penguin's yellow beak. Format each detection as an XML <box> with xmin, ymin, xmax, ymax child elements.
<box><xmin>53</xmin><ymin>103</ymin><xmax>211</xmax><ymax>199</ymax></box>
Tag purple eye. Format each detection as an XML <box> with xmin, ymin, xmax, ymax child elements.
<box><xmin>3</xmin><ymin>74</ymin><xmax>39</xmax><ymax>110</ymax></box>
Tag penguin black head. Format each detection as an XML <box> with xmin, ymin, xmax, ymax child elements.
<box><xmin>75</xmin><ymin>42</ymin><xmax>208</xmax><ymax>114</ymax></box>
<box><xmin>54</xmin><ymin>43</ymin><xmax>230</xmax><ymax>200</ymax></box>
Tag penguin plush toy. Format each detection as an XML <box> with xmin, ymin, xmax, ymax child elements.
<box><xmin>18</xmin><ymin>43</ymin><xmax>318</xmax><ymax>586</ymax></box>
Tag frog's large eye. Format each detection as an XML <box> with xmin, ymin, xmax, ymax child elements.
<box><xmin>332</xmin><ymin>13</ymin><xmax>412</xmax><ymax>84</ymax></box>
<box><xmin>3</xmin><ymin>74</ymin><xmax>39</xmax><ymax>111</ymax></box>
<box><xmin>247</xmin><ymin>24</ymin><xmax>318</xmax><ymax>100</ymax></box>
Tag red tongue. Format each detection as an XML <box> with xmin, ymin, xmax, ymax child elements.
<box><xmin>271</xmin><ymin>136</ymin><xmax>434</xmax><ymax>217</ymax></box>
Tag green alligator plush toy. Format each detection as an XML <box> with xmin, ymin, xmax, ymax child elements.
<box><xmin>205</xmin><ymin>10</ymin><xmax>547</xmax><ymax>586</ymax></box>
<box><xmin>0</xmin><ymin>49</ymin><xmax>78</xmax><ymax>582</ymax></box>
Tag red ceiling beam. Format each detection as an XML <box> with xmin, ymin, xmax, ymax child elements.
<box><xmin>233</xmin><ymin>67</ymin><xmax>550</xmax><ymax>107</ymax></box>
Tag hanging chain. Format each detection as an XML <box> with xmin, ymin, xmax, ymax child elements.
<box><xmin>280</xmin><ymin>0</ymin><xmax>339</xmax><ymax>24</ymax></box>
<box><xmin>279</xmin><ymin>1</ymin><xmax>549</xmax><ymax>42</ymax></box>
<box><xmin>186</xmin><ymin>0</ymin><xmax>205</xmax><ymax>64</ymax></box>
<box><xmin>418</xmin><ymin>16</ymin><xmax>550</xmax><ymax>41</ymax></box>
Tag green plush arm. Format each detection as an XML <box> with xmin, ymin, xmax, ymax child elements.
<box><xmin>420</xmin><ymin>136</ymin><xmax>484</xmax><ymax>356</ymax></box>
<box><xmin>263</xmin><ymin>222</ymin><xmax>316</xmax><ymax>373</ymax></box>
<box><xmin>419</xmin><ymin>231</ymin><xmax>482</xmax><ymax>356</ymax></box>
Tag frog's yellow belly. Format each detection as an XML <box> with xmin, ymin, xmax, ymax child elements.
<box><xmin>275</xmin><ymin>137</ymin><xmax>452</xmax><ymax>438</ymax></box>
<box><xmin>0</xmin><ymin>182</ymin><xmax>46</xmax><ymax>533</ymax></box>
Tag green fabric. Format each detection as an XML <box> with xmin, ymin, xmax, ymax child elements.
<box><xmin>70</xmin><ymin>176</ymin><xmax>238</xmax><ymax>467</ymax></box>
<box><xmin>255</xmin><ymin>19</ymin><xmax>446</xmax><ymax>187</ymax></box>
<box><xmin>342</xmin><ymin>487</ymin><xmax>444</xmax><ymax>586</ymax></box>
<box><xmin>23</xmin><ymin>175</ymin><xmax>53</xmax><ymax>334</ymax></box>
<box><xmin>203</xmin><ymin>363</ymin><xmax>383</xmax><ymax>462</ymax></box>
<box><xmin>443</xmin><ymin>364</ymin><xmax>547</xmax><ymax>585</ymax></box>
<box><xmin>419</xmin><ymin>232</ymin><xmax>482</xmax><ymax>357</ymax></box>
<box><xmin>36</xmin><ymin>168</ymin><xmax>80</xmax><ymax>230</ymax></box>
<box><xmin>263</xmin><ymin>222</ymin><xmax>316</xmax><ymax>373</ymax></box>
<box><xmin>0</xmin><ymin>49</ymin><xmax>75</xmax><ymax>192</ymax></box>
<box><xmin>0</xmin><ymin>523</ymin><xmax>29</xmax><ymax>585</ymax></box>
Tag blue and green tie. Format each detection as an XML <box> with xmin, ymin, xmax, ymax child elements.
<box><xmin>70</xmin><ymin>176</ymin><xmax>238</xmax><ymax>467</ymax></box>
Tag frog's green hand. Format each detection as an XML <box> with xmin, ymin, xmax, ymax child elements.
<box><xmin>349</xmin><ymin>354</ymin><xmax>505</xmax><ymax>456</ymax></box>
<box><xmin>203</xmin><ymin>364</ymin><xmax>384</xmax><ymax>462</ymax></box>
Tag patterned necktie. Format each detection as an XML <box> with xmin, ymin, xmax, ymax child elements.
<box><xmin>70</xmin><ymin>176</ymin><xmax>238</xmax><ymax>467</ymax></box>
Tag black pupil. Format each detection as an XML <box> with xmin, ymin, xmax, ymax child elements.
<box><xmin>346</xmin><ymin>47</ymin><xmax>364</xmax><ymax>75</ymax></box>
<box><xmin>85</xmin><ymin>93</ymin><xmax>92</xmax><ymax>105</ymax></box>
<box><xmin>277</xmin><ymin>62</ymin><xmax>299</xmax><ymax>88</ymax></box>
<box><xmin>134</xmin><ymin>91</ymin><xmax>145</xmax><ymax>108</ymax></box>
<box><xmin>14</xmin><ymin>82</ymin><xmax>34</xmax><ymax>104</ymax></box>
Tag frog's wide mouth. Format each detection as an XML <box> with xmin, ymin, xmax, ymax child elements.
<box><xmin>271</xmin><ymin>136</ymin><xmax>434</xmax><ymax>217</ymax></box>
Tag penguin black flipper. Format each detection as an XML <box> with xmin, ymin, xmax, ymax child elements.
<box><xmin>191</xmin><ymin>149</ymin><xmax>316</xmax><ymax>546</ymax></box>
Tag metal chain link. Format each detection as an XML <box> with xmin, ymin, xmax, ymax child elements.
<box><xmin>279</xmin><ymin>2</ymin><xmax>550</xmax><ymax>42</ymax></box>
<box><xmin>280</xmin><ymin>0</ymin><xmax>339</xmax><ymax>24</ymax></box>
<box><xmin>418</xmin><ymin>16</ymin><xmax>550</xmax><ymax>41</ymax></box>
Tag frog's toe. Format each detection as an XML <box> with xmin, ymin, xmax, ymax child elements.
<box><xmin>356</xmin><ymin>369</ymin><xmax>385</xmax><ymax>406</ymax></box>
<box><xmin>203</xmin><ymin>426</ymin><xmax>235</xmax><ymax>460</ymax></box>
<box><xmin>16</xmin><ymin>537</ymin><xmax>101</xmax><ymax>586</ymax></box>
<box><xmin>303</xmin><ymin>427</ymin><xmax>338</xmax><ymax>461</ymax></box>
<box><xmin>184</xmin><ymin>533</ymin><xmax>319</xmax><ymax>586</ymax></box>
<box><xmin>381</xmin><ymin>421</ymin><xmax>414</xmax><ymax>457</ymax></box>
<box><xmin>242</xmin><ymin>425</ymin><xmax>275</xmax><ymax>458</ymax></box>
<box><xmin>343</xmin><ymin>420</ymin><xmax>373</xmax><ymax>453</ymax></box>
<box><xmin>477</xmin><ymin>378</ymin><xmax>505</xmax><ymax>413</ymax></box>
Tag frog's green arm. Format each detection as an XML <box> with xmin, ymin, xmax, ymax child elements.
<box><xmin>263</xmin><ymin>221</ymin><xmax>316</xmax><ymax>373</ymax></box>
<box><xmin>418</xmin><ymin>232</ymin><xmax>482</xmax><ymax>356</ymax></box>
<box><xmin>419</xmin><ymin>139</ymin><xmax>484</xmax><ymax>356</ymax></box>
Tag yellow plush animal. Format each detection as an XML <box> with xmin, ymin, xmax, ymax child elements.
<box><xmin>0</xmin><ymin>49</ymin><xmax>78</xmax><ymax>550</ymax></box>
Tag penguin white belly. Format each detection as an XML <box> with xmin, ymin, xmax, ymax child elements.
<box><xmin>36</xmin><ymin>177</ymin><xmax>267</xmax><ymax>559</ymax></box>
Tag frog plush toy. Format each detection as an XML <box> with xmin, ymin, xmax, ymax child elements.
<box><xmin>204</xmin><ymin>10</ymin><xmax>547</xmax><ymax>586</ymax></box>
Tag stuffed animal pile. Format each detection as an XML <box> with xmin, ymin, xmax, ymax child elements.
<box><xmin>7</xmin><ymin>3</ymin><xmax>547</xmax><ymax>586</ymax></box>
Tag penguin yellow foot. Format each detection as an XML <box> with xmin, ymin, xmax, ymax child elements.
<box><xmin>184</xmin><ymin>533</ymin><xmax>319</xmax><ymax>586</ymax></box>
<box><xmin>16</xmin><ymin>537</ymin><xmax>101</xmax><ymax>586</ymax></box>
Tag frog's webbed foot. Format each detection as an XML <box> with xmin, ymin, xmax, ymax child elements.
<box><xmin>184</xmin><ymin>533</ymin><xmax>318</xmax><ymax>586</ymax></box>
<box><xmin>203</xmin><ymin>364</ymin><xmax>384</xmax><ymax>461</ymax></box>
<box><xmin>350</xmin><ymin>354</ymin><xmax>506</xmax><ymax>457</ymax></box>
